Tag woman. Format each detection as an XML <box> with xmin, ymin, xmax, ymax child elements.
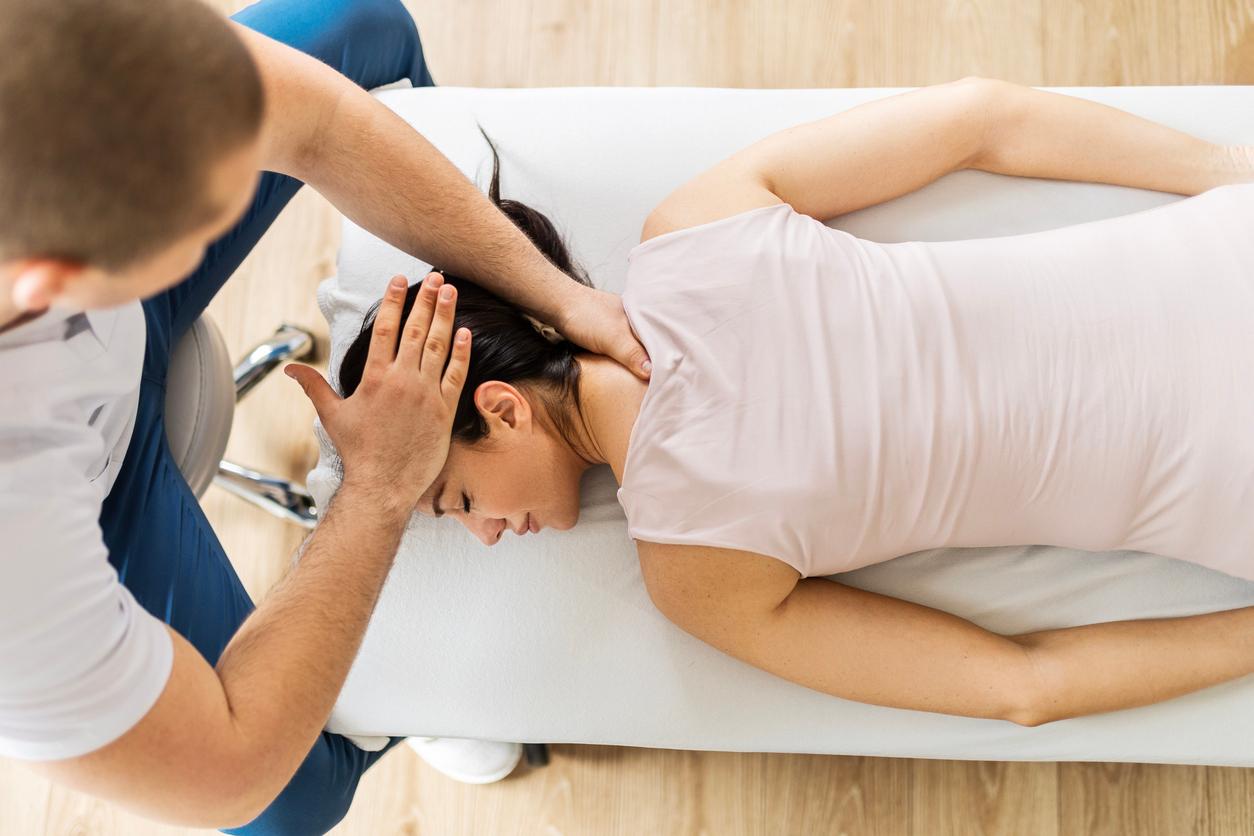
<box><xmin>339</xmin><ymin>78</ymin><xmax>1254</xmax><ymax>727</ymax></box>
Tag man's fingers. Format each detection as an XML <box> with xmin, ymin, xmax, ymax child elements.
<box><xmin>399</xmin><ymin>272</ymin><xmax>444</xmax><ymax>360</ymax></box>
<box><xmin>284</xmin><ymin>363</ymin><xmax>340</xmax><ymax>422</ymax></box>
<box><xmin>441</xmin><ymin>327</ymin><xmax>472</xmax><ymax>403</ymax></box>
<box><xmin>420</xmin><ymin>282</ymin><xmax>458</xmax><ymax>382</ymax></box>
<box><xmin>365</xmin><ymin>275</ymin><xmax>411</xmax><ymax>377</ymax></box>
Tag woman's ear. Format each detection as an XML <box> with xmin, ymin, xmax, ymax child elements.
<box><xmin>10</xmin><ymin>259</ymin><xmax>83</xmax><ymax>312</ymax></box>
<box><xmin>474</xmin><ymin>381</ymin><xmax>532</xmax><ymax>432</ymax></box>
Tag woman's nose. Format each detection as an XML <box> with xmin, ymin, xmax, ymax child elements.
<box><xmin>466</xmin><ymin>516</ymin><xmax>506</xmax><ymax>546</ymax></box>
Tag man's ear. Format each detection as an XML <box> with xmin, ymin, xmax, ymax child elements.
<box><xmin>10</xmin><ymin>260</ymin><xmax>85</xmax><ymax>312</ymax></box>
<box><xmin>474</xmin><ymin>381</ymin><xmax>531</xmax><ymax>431</ymax></box>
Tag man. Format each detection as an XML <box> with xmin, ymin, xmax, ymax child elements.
<box><xmin>0</xmin><ymin>0</ymin><xmax>650</xmax><ymax>832</ymax></box>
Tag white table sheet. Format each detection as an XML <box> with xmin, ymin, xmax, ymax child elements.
<box><xmin>310</xmin><ymin>85</ymin><xmax>1254</xmax><ymax>765</ymax></box>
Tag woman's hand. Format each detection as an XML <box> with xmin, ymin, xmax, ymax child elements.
<box><xmin>285</xmin><ymin>272</ymin><xmax>471</xmax><ymax>518</ymax></box>
<box><xmin>554</xmin><ymin>284</ymin><xmax>652</xmax><ymax>380</ymax></box>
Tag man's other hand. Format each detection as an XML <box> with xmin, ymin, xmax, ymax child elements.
<box><xmin>286</xmin><ymin>271</ymin><xmax>470</xmax><ymax>516</ymax></box>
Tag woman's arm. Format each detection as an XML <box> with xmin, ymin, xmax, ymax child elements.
<box><xmin>643</xmin><ymin>77</ymin><xmax>1252</xmax><ymax>241</ymax></box>
<box><xmin>637</xmin><ymin>541</ymin><xmax>1254</xmax><ymax>726</ymax></box>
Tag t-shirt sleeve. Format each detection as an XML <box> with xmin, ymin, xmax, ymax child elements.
<box><xmin>0</xmin><ymin>424</ymin><xmax>173</xmax><ymax>761</ymax></box>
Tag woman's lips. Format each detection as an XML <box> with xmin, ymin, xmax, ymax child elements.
<box><xmin>528</xmin><ymin>513</ymin><xmax>540</xmax><ymax>534</ymax></box>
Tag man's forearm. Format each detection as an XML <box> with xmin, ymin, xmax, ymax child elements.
<box><xmin>34</xmin><ymin>483</ymin><xmax>415</xmax><ymax>828</ymax></box>
<box><xmin>974</xmin><ymin>81</ymin><xmax>1240</xmax><ymax>196</ymax></box>
<box><xmin>212</xmin><ymin>482</ymin><xmax>409</xmax><ymax>809</ymax></box>
<box><xmin>244</xmin><ymin>26</ymin><xmax>650</xmax><ymax>379</ymax></box>
<box><xmin>294</xmin><ymin>80</ymin><xmax>576</xmax><ymax>324</ymax></box>
<box><xmin>239</xmin><ymin>25</ymin><xmax>575</xmax><ymax>324</ymax></box>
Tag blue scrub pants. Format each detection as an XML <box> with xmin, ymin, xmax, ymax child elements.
<box><xmin>98</xmin><ymin>1</ymin><xmax>432</xmax><ymax>832</ymax></box>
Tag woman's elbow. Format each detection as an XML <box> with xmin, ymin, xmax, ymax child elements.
<box><xmin>1004</xmin><ymin>701</ymin><xmax>1055</xmax><ymax>728</ymax></box>
<box><xmin>947</xmin><ymin>75</ymin><xmax>1017</xmax><ymax>101</ymax></box>
<box><xmin>935</xmin><ymin>76</ymin><xmax>1019</xmax><ymax>170</ymax></box>
<box><xmin>999</xmin><ymin>644</ymin><xmax>1064</xmax><ymax>727</ymax></box>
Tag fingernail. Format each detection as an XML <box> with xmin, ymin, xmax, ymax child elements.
<box><xmin>283</xmin><ymin>366</ymin><xmax>295</xmax><ymax>378</ymax></box>
<box><xmin>642</xmin><ymin>360</ymin><xmax>653</xmax><ymax>374</ymax></box>
<box><xmin>390</xmin><ymin>276</ymin><xmax>406</xmax><ymax>289</ymax></box>
<box><xmin>440</xmin><ymin>285</ymin><xmax>454</xmax><ymax>301</ymax></box>
<box><xmin>457</xmin><ymin>328</ymin><xmax>470</xmax><ymax>343</ymax></box>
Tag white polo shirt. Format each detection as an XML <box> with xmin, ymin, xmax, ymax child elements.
<box><xmin>0</xmin><ymin>301</ymin><xmax>173</xmax><ymax>761</ymax></box>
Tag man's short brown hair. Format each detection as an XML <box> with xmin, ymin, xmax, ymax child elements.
<box><xmin>0</xmin><ymin>0</ymin><xmax>264</xmax><ymax>270</ymax></box>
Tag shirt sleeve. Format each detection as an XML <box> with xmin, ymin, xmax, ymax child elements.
<box><xmin>0</xmin><ymin>419</ymin><xmax>173</xmax><ymax>761</ymax></box>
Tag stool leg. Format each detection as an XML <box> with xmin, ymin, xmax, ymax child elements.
<box><xmin>215</xmin><ymin>461</ymin><xmax>318</xmax><ymax>529</ymax></box>
<box><xmin>234</xmin><ymin>324</ymin><xmax>315</xmax><ymax>401</ymax></box>
<box><xmin>522</xmin><ymin>743</ymin><xmax>550</xmax><ymax>767</ymax></box>
<box><xmin>217</xmin><ymin>324</ymin><xmax>318</xmax><ymax>528</ymax></box>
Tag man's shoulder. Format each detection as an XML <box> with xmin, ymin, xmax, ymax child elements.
<box><xmin>0</xmin><ymin>302</ymin><xmax>145</xmax><ymax>486</ymax></box>
<box><xmin>0</xmin><ymin>303</ymin><xmax>144</xmax><ymax>397</ymax></box>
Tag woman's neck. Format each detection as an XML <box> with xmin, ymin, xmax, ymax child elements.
<box><xmin>570</xmin><ymin>354</ymin><xmax>649</xmax><ymax>485</ymax></box>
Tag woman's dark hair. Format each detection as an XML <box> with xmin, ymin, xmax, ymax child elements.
<box><xmin>337</xmin><ymin>131</ymin><xmax>592</xmax><ymax>449</ymax></box>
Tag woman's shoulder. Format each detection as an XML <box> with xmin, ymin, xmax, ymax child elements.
<box><xmin>632</xmin><ymin>200</ymin><xmax>787</xmax><ymax>261</ymax></box>
<box><xmin>635</xmin><ymin>539</ymin><xmax>802</xmax><ymax>619</ymax></box>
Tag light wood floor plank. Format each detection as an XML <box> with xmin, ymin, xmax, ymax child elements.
<box><xmin>1178</xmin><ymin>0</ymin><xmax>1254</xmax><ymax>83</ymax></box>
<box><xmin>1041</xmin><ymin>0</ymin><xmax>1182</xmax><ymax>84</ymax></box>
<box><xmin>1058</xmin><ymin>762</ymin><xmax>1211</xmax><ymax>836</ymax></box>
<box><xmin>912</xmin><ymin>759</ymin><xmax>1058</xmax><ymax>836</ymax></box>
<box><xmin>1203</xmin><ymin>766</ymin><xmax>1254</xmax><ymax>835</ymax></box>
<box><xmin>525</xmin><ymin>0</ymin><xmax>660</xmax><ymax>86</ymax></box>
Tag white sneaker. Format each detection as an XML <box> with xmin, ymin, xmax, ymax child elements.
<box><xmin>406</xmin><ymin>736</ymin><xmax>522</xmax><ymax>784</ymax></box>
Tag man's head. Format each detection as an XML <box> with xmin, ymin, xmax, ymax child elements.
<box><xmin>0</xmin><ymin>0</ymin><xmax>265</xmax><ymax>313</ymax></box>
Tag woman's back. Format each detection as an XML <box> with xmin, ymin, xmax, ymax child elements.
<box><xmin>617</xmin><ymin>185</ymin><xmax>1254</xmax><ymax>579</ymax></box>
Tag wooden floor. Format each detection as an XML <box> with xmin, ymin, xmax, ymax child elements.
<box><xmin>5</xmin><ymin>0</ymin><xmax>1254</xmax><ymax>833</ymax></box>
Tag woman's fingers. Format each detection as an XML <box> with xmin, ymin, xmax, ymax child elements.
<box><xmin>364</xmin><ymin>275</ymin><xmax>410</xmax><ymax>378</ymax></box>
<box><xmin>441</xmin><ymin>327</ymin><xmax>472</xmax><ymax>404</ymax></box>
<box><xmin>399</xmin><ymin>272</ymin><xmax>444</xmax><ymax>360</ymax></box>
<box><xmin>418</xmin><ymin>282</ymin><xmax>458</xmax><ymax>382</ymax></box>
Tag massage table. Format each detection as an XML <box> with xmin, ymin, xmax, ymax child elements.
<box><xmin>308</xmin><ymin>85</ymin><xmax>1254</xmax><ymax>766</ymax></box>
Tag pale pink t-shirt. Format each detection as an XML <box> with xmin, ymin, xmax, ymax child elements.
<box><xmin>616</xmin><ymin>186</ymin><xmax>1254</xmax><ymax>580</ymax></box>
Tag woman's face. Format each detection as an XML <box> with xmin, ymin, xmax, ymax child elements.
<box><xmin>416</xmin><ymin>381</ymin><xmax>586</xmax><ymax>546</ymax></box>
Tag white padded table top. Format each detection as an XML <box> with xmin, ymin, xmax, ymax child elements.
<box><xmin>309</xmin><ymin>85</ymin><xmax>1254</xmax><ymax>765</ymax></box>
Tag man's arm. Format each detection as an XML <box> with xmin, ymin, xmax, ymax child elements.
<box><xmin>34</xmin><ymin>275</ymin><xmax>467</xmax><ymax>828</ymax></box>
<box><xmin>234</xmin><ymin>25</ymin><xmax>651</xmax><ymax>379</ymax></box>
<box><xmin>34</xmin><ymin>487</ymin><xmax>407</xmax><ymax>828</ymax></box>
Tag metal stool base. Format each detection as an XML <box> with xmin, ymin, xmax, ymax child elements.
<box><xmin>217</xmin><ymin>325</ymin><xmax>318</xmax><ymax>528</ymax></box>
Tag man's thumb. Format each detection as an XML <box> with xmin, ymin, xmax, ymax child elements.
<box><xmin>625</xmin><ymin>341</ymin><xmax>653</xmax><ymax>380</ymax></box>
<box><xmin>284</xmin><ymin>363</ymin><xmax>339</xmax><ymax>419</ymax></box>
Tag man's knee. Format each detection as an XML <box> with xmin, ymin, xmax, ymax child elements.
<box><xmin>233</xmin><ymin>0</ymin><xmax>427</xmax><ymax>88</ymax></box>
<box><xmin>331</xmin><ymin>0</ymin><xmax>419</xmax><ymax>40</ymax></box>
<box><xmin>223</xmin><ymin>788</ymin><xmax>354</xmax><ymax>836</ymax></box>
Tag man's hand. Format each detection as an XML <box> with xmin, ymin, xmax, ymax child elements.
<box><xmin>286</xmin><ymin>272</ymin><xmax>470</xmax><ymax>516</ymax></box>
<box><xmin>556</xmin><ymin>284</ymin><xmax>652</xmax><ymax>379</ymax></box>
